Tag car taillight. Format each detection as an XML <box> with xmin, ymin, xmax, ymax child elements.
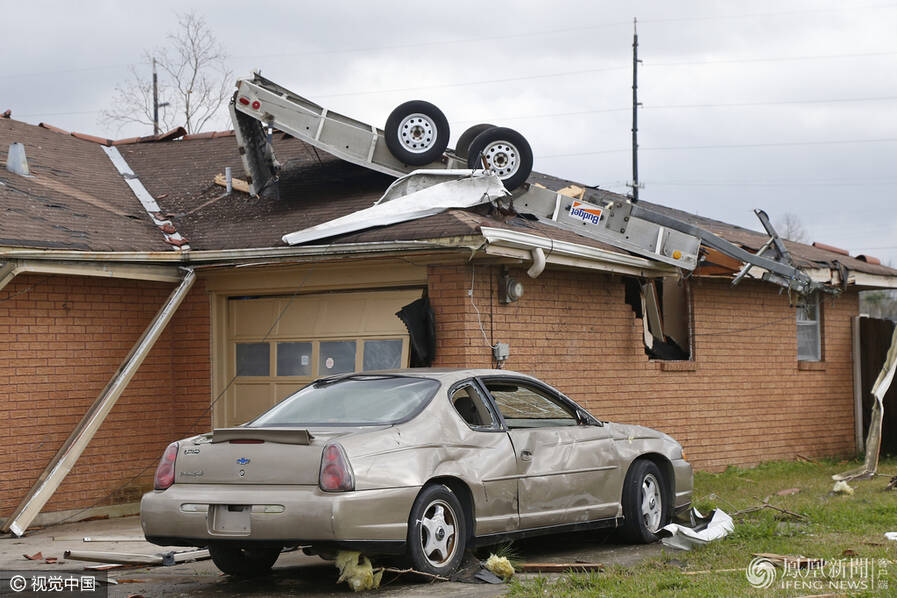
<box><xmin>251</xmin><ymin>100</ymin><xmax>261</xmax><ymax>110</ymax></box>
<box><xmin>153</xmin><ymin>442</ymin><xmax>179</xmax><ymax>490</ymax></box>
<box><xmin>319</xmin><ymin>443</ymin><xmax>354</xmax><ymax>492</ymax></box>
<box><xmin>238</xmin><ymin>96</ymin><xmax>250</xmax><ymax>106</ymax></box>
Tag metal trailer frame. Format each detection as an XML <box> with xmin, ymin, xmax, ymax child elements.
<box><xmin>231</xmin><ymin>73</ymin><xmax>822</xmax><ymax>295</ymax></box>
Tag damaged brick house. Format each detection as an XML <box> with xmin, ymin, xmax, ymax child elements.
<box><xmin>2</xmin><ymin>112</ymin><xmax>896</xmax><ymax>531</ymax></box>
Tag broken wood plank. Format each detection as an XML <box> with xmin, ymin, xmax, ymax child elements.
<box><xmin>1</xmin><ymin>272</ymin><xmax>196</xmax><ymax>536</ymax></box>
<box><xmin>214</xmin><ymin>172</ymin><xmax>250</xmax><ymax>194</ymax></box>
<box><xmin>518</xmin><ymin>562</ymin><xmax>605</xmax><ymax>573</ymax></box>
<box><xmin>556</xmin><ymin>185</ymin><xmax>586</xmax><ymax>200</ymax></box>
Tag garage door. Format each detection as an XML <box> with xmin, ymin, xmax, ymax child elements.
<box><xmin>223</xmin><ymin>288</ymin><xmax>422</xmax><ymax>426</ymax></box>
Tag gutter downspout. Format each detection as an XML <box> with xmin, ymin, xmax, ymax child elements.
<box><xmin>1</xmin><ymin>269</ymin><xmax>196</xmax><ymax>536</ymax></box>
<box><xmin>526</xmin><ymin>247</ymin><xmax>546</xmax><ymax>278</ymax></box>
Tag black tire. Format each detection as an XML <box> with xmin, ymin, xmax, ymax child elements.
<box><xmin>208</xmin><ymin>542</ymin><xmax>282</xmax><ymax>577</ymax></box>
<box><xmin>454</xmin><ymin>123</ymin><xmax>495</xmax><ymax>158</ymax></box>
<box><xmin>465</xmin><ymin>126</ymin><xmax>533</xmax><ymax>191</ymax></box>
<box><xmin>385</xmin><ymin>100</ymin><xmax>450</xmax><ymax>166</ymax></box>
<box><xmin>407</xmin><ymin>484</ymin><xmax>467</xmax><ymax>576</ymax></box>
<box><xmin>619</xmin><ymin>460</ymin><xmax>671</xmax><ymax>544</ymax></box>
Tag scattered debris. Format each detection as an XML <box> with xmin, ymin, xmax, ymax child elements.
<box><xmin>473</xmin><ymin>569</ymin><xmax>504</xmax><ymax>584</ymax></box>
<box><xmin>44</xmin><ymin>557</ymin><xmax>58</xmax><ymax>564</ymax></box>
<box><xmin>63</xmin><ymin>549</ymin><xmax>209</xmax><ymax>566</ymax></box>
<box><xmin>484</xmin><ymin>554</ymin><xmax>515</xmax><ymax>580</ymax></box>
<box><xmin>796</xmin><ymin>454</ymin><xmax>820</xmax><ymax>465</ymax></box>
<box><xmin>518</xmin><ymin>562</ymin><xmax>605</xmax><ymax>573</ymax></box>
<box><xmin>734</xmin><ymin>496</ymin><xmax>807</xmax><ymax>520</ymax></box>
<box><xmin>885</xmin><ymin>532</ymin><xmax>897</xmax><ymax>541</ymax></box>
<box><xmin>658</xmin><ymin>508</ymin><xmax>734</xmax><ymax>550</ymax></box>
<box><xmin>841</xmin><ymin>549</ymin><xmax>858</xmax><ymax>557</ymax></box>
<box><xmin>335</xmin><ymin>551</ymin><xmax>382</xmax><ymax>592</ymax></box>
<box><xmin>281</xmin><ymin>170</ymin><xmax>509</xmax><ymax>245</ymax></box>
<box><xmin>776</xmin><ymin>488</ymin><xmax>801</xmax><ymax>496</ymax></box>
<box><xmin>834</xmin><ymin>324</ymin><xmax>897</xmax><ymax>482</ymax></box>
<box><xmin>23</xmin><ymin>552</ymin><xmax>43</xmax><ymax>560</ymax></box>
<box><xmin>82</xmin><ymin>536</ymin><xmax>145</xmax><ymax>543</ymax></box>
<box><xmin>886</xmin><ymin>475</ymin><xmax>897</xmax><ymax>491</ymax></box>
<box><xmin>832</xmin><ymin>481</ymin><xmax>855</xmax><ymax>495</ymax></box>
<box><xmin>214</xmin><ymin>172</ymin><xmax>250</xmax><ymax>194</ymax></box>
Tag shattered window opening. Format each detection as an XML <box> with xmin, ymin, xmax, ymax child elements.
<box><xmin>624</xmin><ymin>277</ymin><xmax>692</xmax><ymax>361</ymax></box>
<box><xmin>797</xmin><ymin>293</ymin><xmax>823</xmax><ymax>362</ymax></box>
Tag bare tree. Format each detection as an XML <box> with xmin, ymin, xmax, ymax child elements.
<box><xmin>775</xmin><ymin>212</ymin><xmax>809</xmax><ymax>244</ymax></box>
<box><xmin>102</xmin><ymin>13</ymin><xmax>232</xmax><ymax>135</ymax></box>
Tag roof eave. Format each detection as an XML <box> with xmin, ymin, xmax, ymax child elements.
<box><xmin>479</xmin><ymin>226</ymin><xmax>675</xmax><ymax>278</ymax></box>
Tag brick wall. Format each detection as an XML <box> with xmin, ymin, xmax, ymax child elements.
<box><xmin>428</xmin><ymin>264</ymin><xmax>858</xmax><ymax>471</ymax></box>
<box><xmin>0</xmin><ymin>274</ymin><xmax>210</xmax><ymax>519</ymax></box>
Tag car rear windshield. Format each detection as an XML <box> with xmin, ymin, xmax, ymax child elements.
<box><xmin>248</xmin><ymin>375</ymin><xmax>440</xmax><ymax>427</ymax></box>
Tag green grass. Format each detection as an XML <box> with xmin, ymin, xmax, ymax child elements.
<box><xmin>508</xmin><ymin>457</ymin><xmax>897</xmax><ymax>597</ymax></box>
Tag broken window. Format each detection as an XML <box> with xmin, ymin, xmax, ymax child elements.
<box><xmin>624</xmin><ymin>277</ymin><xmax>692</xmax><ymax>361</ymax></box>
<box><xmin>797</xmin><ymin>293</ymin><xmax>822</xmax><ymax>361</ymax></box>
<box><xmin>450</xmin><ymin>383</ymin><xmax>499</xmax><ymax>430</ymax></box>
<box><xmin>484</xmin><ymin>381</ymin><xmax>577</xmax><ymax>428</ymax></box>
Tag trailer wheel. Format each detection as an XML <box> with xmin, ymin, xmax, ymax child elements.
<box><xmin>466</xmin><ymin>127</ymin><xmax>533</xmax><ymax>191</ymax></box>
<box><xmin>453</xmin><ymin>123</ymin><xmax>494</xmax><ymax>158</ymax></box>
<box><xmin>385</xmin><ymin>100</ymin><xmax>450</xmax><ymax>166</ymax></box>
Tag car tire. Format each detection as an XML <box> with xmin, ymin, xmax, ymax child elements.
<box><xmin>385</xmin><ymin>100</ymin><xmax>450</xmax><ymax>166</ymax></box>
<box><xmin>407</xmin><ymin>484</ymin><xmax>467</xmax><ymax>576</ymax></box>
<box><xmin>465</xmin><ymin>126</ymin><xmax>533</xmax><ymax>191</ymax></box>
<box><xmin>453</xmin><ymin>123</ymin><xmax>495</xmax><ymax>158</ymax></box>
<box><xmin>208</xmin><ymin>542</ymin><xmax>282</xmax><ymax>577</ymax></box>
<box><xmin>619</xmin><ymin>460</ymin><xmax>671</xmax><ymax>544</ymax></box>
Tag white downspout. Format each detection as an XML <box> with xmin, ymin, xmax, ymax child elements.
<box><xmin>526</xmin><ymin>247</ymin><xmax>546</xmax><ymax>278</ymax></box>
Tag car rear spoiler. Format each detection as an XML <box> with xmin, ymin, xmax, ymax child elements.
<box><xmin>211</xmin><ymin>427</ymin><xmax>314</xmax><ymax>445</ymax></box>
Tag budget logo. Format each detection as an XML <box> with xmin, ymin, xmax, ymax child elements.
<box><xmin>569</xmin><ymin>201</ymin><xmax>602</xmax><ymax>225</ymax></box>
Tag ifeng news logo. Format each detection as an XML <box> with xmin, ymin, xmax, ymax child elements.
<box><xmin>746</xmin><ymin>555</ymin><xmax>889</xmax><ymax>591</ymax></box>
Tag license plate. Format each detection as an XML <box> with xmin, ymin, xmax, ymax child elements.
<box><xmin>209</xmin><ymin>505</ymin><xmax>251</xmax><ymax>535</ymax></box>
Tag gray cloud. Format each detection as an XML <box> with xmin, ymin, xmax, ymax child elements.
<box><xmin>4</xmin><ymin>0</ymin><xmax>896</xmax><ymax>263</ymax></box>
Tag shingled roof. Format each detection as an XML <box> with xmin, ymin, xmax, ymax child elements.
<box><xmin>0</xmin><ymin>119</ymin><xmax>170</xmax><ymax>252</ymax></box>
<box><xmin>2</xmin><ymin>116</ymin><xmax>895</xmax><ymax>281</ymax></box>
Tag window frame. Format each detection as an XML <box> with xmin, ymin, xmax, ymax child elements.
<box><xmin>796</xmin><ymin>293</ymin><xmax>823</xmax><ymax>362</ymax></box>
<box><xmin>475</xmin><ymin>376</ymin><xmax>601</xmax><ymax>429</ymax></box>
<box><xmin>447</xmin><ymin>379</ymin><xmax>504</xmax><ymax>432</ymax></box>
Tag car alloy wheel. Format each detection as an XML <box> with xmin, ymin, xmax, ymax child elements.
<box><xmin>620</xmin><ymin>459</ymin><xmax>670</xmax><ymax>543</ymax></box>
<box><xmin>419</xmin><ymin>498</ymin><xmax>458</xmax><ymax>567</ymax></box>
<box><xmin>641</xmin><ymin>472</ymin><xmax>663</xmax><ymax>533</ymax></box>
<box><xmin>407</xmin><ymin>484</ymin><xmax>467</xmax><ymax>575</ymax></box>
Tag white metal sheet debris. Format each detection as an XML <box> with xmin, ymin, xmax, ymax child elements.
<box><xmin>834</xmin><ymin>323</ymin><xmax>897</xmax><ymax>482</ymax></box>
<box><xmin>281</xmin><ymin>169</ymin><xmax>508</xmax><ymax>245</ymax></box>
<box><xmin>658</xmin><ymin>508</ymin><xmax>734</xmax><ymax>551</ymax></box>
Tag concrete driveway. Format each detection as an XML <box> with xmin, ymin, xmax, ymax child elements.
<box><xmin>1</xmin><ymin>516</ymin><xmax>666</xmax><ymax>597</ymax></box>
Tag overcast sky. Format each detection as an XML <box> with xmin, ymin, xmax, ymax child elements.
<box><xmin>4</xmin><ymin>0</ymin><xmax>896</xmax><ymax>265</ymax></box>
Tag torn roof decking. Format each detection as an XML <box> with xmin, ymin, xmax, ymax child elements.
<box><xmin>3</xmin><ymin>117</ymin><xmax>895</xmax><ymax>281</ymax></box>
<box><xmin>0</xmin><ymin>119</ymin><xmax>170</xmax><ymax>252</ymax></box>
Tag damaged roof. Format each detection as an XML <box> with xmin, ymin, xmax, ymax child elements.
<box><xmin>1</xmin><ymin>116</ymin><xmax>895</xmax><ymax>281</ymax></box>
<box><xmin>0</xmin><ymin>119</ymin><xmax>171</xmax><ymax>252</ymax></box>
